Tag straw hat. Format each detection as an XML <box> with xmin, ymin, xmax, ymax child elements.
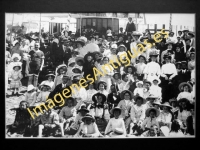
<box><xmin>120</xmin><ymin>90</ymin><xmax>134</xmax><ymax>100</ymax></box>
<box><xmin>77</xmin><ymin>105</ymin><xmax>89</xmax><ymax>113</ymax></box>
<box><xmin>97</xmin><ymin>81</ymin><xmax>107</xmax><ymax>89</ymax></box>
<box><xmin>13</xmin><ymin>64</ymin><xmax>21</xmax><ymax>70</ymax></box>
<box><xmin>178</xmin><ymin>82</ymin><xmax>193</xmax><ymax>92</ymax></box>
<box><xmin>27</xmin><ymin>84</ymin><xmax>35</xmax><ymax>92</ymax></box>
<box><xmin>39</xmin><ymin>84</ymin><xmax>51</xmax><ymax>91</ymax></box>
<box><xmin>75</xmin><ymin>56</ymin><xmax>85</xmax><ymax>64</ymax></box>
<box><xmin>144</xmin><ymin>80</ymin><xmax>152</xmax><ymax>86</ymax></box>
<box><xmin>117</xmin><ymin>44</ymin><xmax>127</xmax><ymax>51</ymax></box>
<box><xmin>160</xmin><ymin>102</ymin><xmax>173</xmax><ymax>109</ymax></box>
<box><xmin>153</xmin><ymin>100</ymin><xmax>161</xmax><ymax>106</ymax></box>
<box><xmin>56</xmin><ymin>64</ymin><xmax>67</xmax><ymax>73</ymax></box>
<box><xmin>146</xmin><ymin>94</ymin><xmax>158</xmax><ymax>100</ymax></box>
<box><xmin>145</xmin><ymin>107</ymin><xmax>160</xmax><ymax>117</ymax></box>
<box><xmin>152</xmin><ymin>77</ymin><xmax>161</xmax><ymax>85</ymax></box>
<box><xmin>149</xmin><ymin>50</ymin><xmax>159</xmax><ymax>57</ymax></box>
<box><xmin>125</xmin><ymin>65</ymin><xmax>136</xmax><ymax>73</ymax></box>
<box><xmin>11</xmin><ymin>53</ymin><xmax>21</xmax><ymax>61</ymax></box>
<box><xmin>76</xmin><ymin>36</ymin><xmax>87</xmax><ymax>46</ymax></box>
<box><xmin>136</xmin><ymin>81</ymin><xmax>143</xmax><ymax>87</ymax></box>
<box><xmin>68</xmin><ymin>59</ymin><xmax>76</xmax><ymax>66</ymax></box>
<box><xmin>72</xmin><ymin>67</ymin><xmax>82</xmax><ymax>74</ymax></box>
<box><xmin>135</xmin><ymin>95</ymin><xmax>144</xmax><ymax>103</ymax></box>
<box><xmin>46</xmin><ymin>73</ymin><xmax>55</xmax><ymax>78</ymax></box>
<box><xmin>110</xmin><ymin>106</ymin><xmax>122</xmax><ymax>115</ymax></box>
<box><xmin>82</xmin><ymin>114</ymin><xmax>95</xmax><ymax>122</ymax></box>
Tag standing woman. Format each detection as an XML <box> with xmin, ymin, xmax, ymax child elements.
<box><xmin>117</xmin><ymin>90</ymin><xmax>134</xmax><ymax>131</ymax></box>
<box><xmin>96</xmin><ymin>57</ymin><xmax>114</xmax><ymax>93</ymax></box>
<box><xmin>143</xmin><ymin>50</ymin><xmax>161</xmax><ymax>83</ymax></box>
<box><xmin>134</xmin><ymin>55</ymin><xmax>147</xmax><ymax>81</ymax></box>
<box><xmin>160</xmin><ymin>54</ymin><xmax>177</xmax><ymax>103</ymax></box>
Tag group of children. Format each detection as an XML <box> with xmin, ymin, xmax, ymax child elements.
<box><xmin>6</xmin><ymin>28</ymin><xmax>195</xmax><ymax>138</ymax></box>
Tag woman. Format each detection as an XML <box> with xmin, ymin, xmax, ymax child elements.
<box><xmin>39</xmin><ymin>73</ymin><xmax>55</xmax><ymax>90</ymax></box>
<box><xmin>188</xmin><ymin>52</ymin><xmax>195</xmax><ymax>71</ymax></box>
<box><xmin>96</xmin><ymin>57</ymin><xmax>114</xmax><ymax>93</ymax></box>
<box><xmin>160</xmin><ymin>54</ymin><xmax>177</xmax><ymax>103</ymax></box>
<box><xmin>117</xmin><ymin>90</ymin><xmax>134</xmax><ymax>130</ymax></box>
<box><xmin>97</xmin><ymin>81</ymin><xmax>109</xmax><ymax>97</ymax></box>
<box><xmin>177</xmin><ymin>82</ymin><xmax>193</xmax><ymax>103</ymax></box>
<box><xmin>75</xmin><ymin>37</ymin><xmax>86</xmax><ymax>57</ymax></box>
<box><xmin>134</xmin><ymin>55</ymin><xmax>147</xmax><ymax>81</ymax></box>
<box><xmin>85</xmin><ymin>83</ymin><xmax>98</xmax><ymax>104</ymax></box>
<box><xmin>186</xmin><ymin>103</ymin><xmax>195</xmax><ymax>136</ymax></box>
<box><xmin>143</xmin><ymin>50</ymin><xmax>161</xmax><ymax>83</ymax></box>
<box><xmin>168</xmin><ymin>120</ymin><xmax>185</xmax><ymax>137</ymax></box>
<box><xmin>169</xmin><ymin>98</ymin><xmax>179</xmax><ymax>119</ymax></box>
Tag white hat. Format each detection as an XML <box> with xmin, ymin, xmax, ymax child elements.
<box><xmin>27</xmin><ymin>84</ymin><xmax>35</xmax><ymax>92</ymax></box>
<box><xmin>136</xmin><ymin>81</ymin><xmax>143</xmax><ymax>87</ymax></box>
<box><xmin>11</xmin><ymin>53</ymin><xmax>21</xmax><ymax>61</ymax></box>
<box><xmin>111</xmin><ymin>44</ymin><xmax>118</xmax><ymax>49</ymax></box>
<box><xmin>13</xmin><ymin>40</ymin><xmax>19</xmax><ymax>46</ymax></box>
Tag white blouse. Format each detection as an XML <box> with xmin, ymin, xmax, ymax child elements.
<box><xmin>177</xmin><ymin>92</ymin><xmax>193</xmax><ymax>103</ymax></box>
<box><xmin>161</xmin><ymin>63</ymin><xmax>177</xmax><ymax>77</ymax></box>
<box><xmin>105</xmin><ymin>118</ymin><xmax>126</xmax><ymax>135</ymax></box>
<box><xmin>134</xmin><ymin>63</ymin><xmax>146</xmax><ymax>74</ymax></box>
<box><xmin>143</xmin><ymin>62</ymin><xmax>161</xmax><ymax>77</ymax></box>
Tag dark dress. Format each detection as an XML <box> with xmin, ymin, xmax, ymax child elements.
<box><xmin>107</xmin><ymin>92</ymin><xmax>121</xmax><ymax>111</ymax></box>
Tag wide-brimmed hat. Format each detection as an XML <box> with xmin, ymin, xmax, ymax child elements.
<box><xmin>187</xmin><ymin>31</ymin><xmax>195</xmax><ymax>37</ymax></box>
<box><xmin>27</xmin><ymin>84</ymin><xmax>35</xmax><ymax>92</ymax></box>
<box><xmin>136</xmin><ymin>81</ymin><xmax>143</xmax><ymax>87</ymax></box>
<box><xmin>76</xmin><ymin>38</ymin><xmax>86</xmax><ymax>46</ymax></box>
<box><xmin>111</xmin><ymin>44</ymin><xmax>118</xmax><ymax>49</ymax></box>
<box><xmin>145</xmin><ymin>107</ymin><xmax>160</xmax><ymax>117</ymax></box>
<box><xmin>179</xmin><ymin>82</ymin><xmax>193</xmax><ymax>92</ymax></box>
<box><xmin>152</xmin><ymin>77</ymin><xmax>161</xmax><ymax>85</ymax></box>
<box><xmin>68</xmin><ymin>59</ymin><xmax>76</xmax><ymax>66</ymax></box>
<box><xmin>160</xmin><ymin>102</ymin><xmax>173</xmax><ymax>109</ymax></box>
<box><xmin>56</xmin><ymin>64</ymin><xmax>67</xmax><ymax>73</ymax></box>
<box><xmin>132</xmin><ymin>31</ymin><xmax>142</xmax><ymax>36</ymax></box>
<box><xmin>113</xmin><ymin>72</ymin><xmax>121</xmax><ymax>79</ymax></box>
<box><xmin>39</xmin><ymin>84</ymin><xmax>51</xmax><ymax>91</ymax></box>
<box><xmin>77</xmin><ymin>105</ymin><xmax>89</xmax><ymax>113</ymax></box>
<box><xmin>82</xmin><ymin>114</ymin><xmax>95</xmax><ymax>122</ymax></box>
<box><xmin>72</xmin><ymin>67</ymin><xmax>82</xmax><ymax>74</ymax></box>
<box><xmin>92</xmin><ymin>93</ymin><xmax>107</xmax><ymax>104</ymax></box>
<box><xmin>163</xmin><ymin>54</ymin><xmax>172</xmax><ymax>60</ymax></box>
<box><xmin>97</xmin><ymin>81</ymin><xmax>107</xmax><ymax>89</ymax></box>
<box><xmin>144</xmin><ymin>80</ymin><xmax>152</xmax><ymax>86</ymax></box>
<box><xmin>149</xmin><ymin>50</ymin><xmax>159</xmax><ymax>57</ymax></box>
<box><xmin>46</xmin><ymin>73</ymin><xmax>55</xmax><ymax>78</ymax></box>
<box><xmin>178</xmin><ymin>98</ymin><xmax>190</xmax><ymax>104</ymax></box>
<box><xmin>11</xmin><ymin>53</ymin><xmax>21</xmax><ymax>61</ymax></box>
<box><xmin>110</xmin><ymin>106</ymin><xmax>122</xmax><ymax>115</ymax></box>
<box><xmin>135</xmin><ymin>95</ymin><xmax>144</xmax><ymax>103</ymax></box>
<box><xmin>138</xmin><ymin>55</ymin><xmax>146</xmax><ymax>61</ymax></box>
<box><xmin>75</xmin><ymin>56</ymin><xmax>85</xmax><ymax>64</ymax></box>
<box><xmin>61</xmin><ymin>38</ymin><xmax>70</xmax><ymax>43</ymax></box>
<box><xmin>65</xmin><ymin>97</ymin><xmax>77</xmax><ymax>107</ymax></box>
<box><xmin>124</xmin><ymin>65</ymin><xmax>136</xmax><ymax>73</ymax></box>
<box><xmin>117</xmin><ymin>44</ymin><xmax>127</xmax><ymax>51</ymax></box>
<box><xmin>153</xmin><ymin>100</ymin><xmax>161</xmax><ymax>106</ymax></box>
<box><xmin>120</xmin><ymin>90</ymin><xmax>134</xmax><ymax>100</ymax></box>
<box><xmin>13</xmin><ymin>64</ymin><xmax>21</xmax><ymax>70</ymax></box>
<box><xmin>146</xmin><ymin>94</ymin><xmax>158</xmax><ymax>100</ymax></box>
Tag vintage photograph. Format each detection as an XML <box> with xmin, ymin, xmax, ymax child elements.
<box><xmin>5</xmin><ymin>13</ymin><xmax>195</xmax><ymax>138</ymax></box>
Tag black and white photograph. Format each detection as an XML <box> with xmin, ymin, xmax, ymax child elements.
<box><xmin>5</xmin><ymin>13</ymin><xmax>195</xmax><ymax>138</ymax></box>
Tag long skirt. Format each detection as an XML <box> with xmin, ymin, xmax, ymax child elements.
<box><xmin>136</xmin><ymin>74</ymin><xmax>144</xmax><ymax>81</ymax></box>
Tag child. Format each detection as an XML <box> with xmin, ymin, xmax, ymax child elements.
<box><xmin>7</xmin><ymin>101</ymin><xmax>31</xmax><ymax>137</ymax></box>
<box><xmin>169</xmin><ymin>98</ymin><xmax>179</xmax><ymax>119</ymax></box>
<box><xmin>97</xmin><ymin>81</ymin><xmax>109</xmax><ymax>97</ymax></box>
<box><xmin>85</xmin><ymin>83</ymin><xmax>97</xmax><ymax>104</ymax></box>
<box><xmin>92</xmin><ymin>93</ymin><xmax>107</xmax><ymax>119</ymax></box>
<box><xmin>152</xmin><ymin>100</ymin><xmax>161</xmax><ymax>110</ymax></box>
<box><xmin>59</xmin><ymin>98</ymin><xmax>77</xmax><ymax>130</ymax></box>
<box><xmin>112</xmin><ymin>72</ymin><xmax>122</xmax><ymax>85</ymax></box>
<box><xmin>144</xmin><ymin>94</ymin><xmax>157</xmax><ymax>110</ymax></box>
<box><xmin>129</xmin><ymin>96</ymin><xmax>146</xmax><ymax>135</ymax></box>
<box><xmin>117</xmin><ymin>45</ymin><xmax>127</xmax><ymax>61</ymax></box>
<box><xmin>118</xmin><ymin>74</ymin><xmax>132</xmax><ymax>93</ymax></box>
<box><xmin>36</xmin><ymin>84</ymin><xmax>51</xmax><ymax>104</ymax></box>
<box><xmin>8</xmin><ymin>64</ymin><xmax>23</xmax><ymax>96</ymax></box>
<box><xmin>24</xmin><ymin>84</ymin><xmax>37</xmax><ymax>106</ymax></box>
<box><xmin>134</xmin><ymin>81</ymin><xmax>144</xmax><ymax>98</ymax></box>
<box><xmin>104</xmin><ymin>107</ymin><xmax>126</xmax><ymax>136</ymax></box>
<box><xmin>74</xmin><ymin>114</ymin><xmax>101</xmax><ymax>137</ymax></box>
<box><xmin>157</xmin><ymin>102</ymin><xmax>173</xmax><ymax>130</ymax></box>
<box><xmin>52</xmin><ymin>64</ymin><xmax>67</xmax><ymax>91</ymax></box>
<box><xmin>40</xmin><ymin>73</ymin><xmax>55</xmax><ymax>89</ymax></box>
<box><xmin>177</xmin><ymin>82</ymin><xmax>193</xmax><ymax>103</ymax></box>
<box><xmin>124</xmin><ymin>65</ymin><xmax>136</xmax><ymax>83</ymax></box>
<box><xmin>149</xmin><ymin>77</ymin><xmax>162</xmax><ymax>102</ymax></box>
<box><xmin>134</xmin><ymin>55</ymin><xmax>146</xmax><ymax>81</ymax></box>
<box><xmin>109</xmin><ymin>44</ymin><xmax>118</xmax><ymax>63</ymax></box>
<box><xmin>142</xmin><ymin>107</ymin><xmax>160</xmax><ymax>133</ymax></box>
<box><xmin>65</xmin><ymin>105</ymin><xmax>89</xmax><ymax>136</ymax></box>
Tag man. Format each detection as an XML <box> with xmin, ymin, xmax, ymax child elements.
<box><xmin>56</xmin><ymin>38</ymin><xmax>72</xmax><ymax>66</ymax></box>
<box><xmin>119</xmin><ymin>27</ymin><xmax>124</xmax><ymax>36</ymax></box>
<box><xmin>48</xmin><ymin>75</ymin><xmax>72</xmax><ymax>106</ymax></box>
<box><xmin>11</xmin><ymin>41</ymin><xmax>24</xmax><ymax>62</ymax></box>
<box><xmin>40</xmin><ymin>39</ymin><xmax>52</xmax><ymax>64</ymax></box>
<box><xmin>28</xmin><ymin>42</ymin><xmax>44</xmax><ymax>87</ymax></box>
<box><xmin>125</xmin><ymin>17</ymin><xmax>136</xmax><ymax>35</ymax></box>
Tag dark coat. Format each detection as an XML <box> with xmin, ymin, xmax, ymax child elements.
<box><xmin>107</xmin><ymin>93</ymin><xmax>121</xmax><ymax>109</ymax></box>
<box><xmin>125</xmin><ymin>22</ymin><xmax>136</xmax><ymax>33</ymax></box>
<box><xmin>56</xmin><ymin>44</ymin><xmax>72</xmax><ymax>65</ymax></box>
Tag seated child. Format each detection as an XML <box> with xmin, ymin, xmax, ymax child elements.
<box><xmin>24</xmin><ymin>84</ymin><xmax>37</xmax><ymax>106</ymax></box>
<box><xmin>134</xmin><ymin>81</ymin><xmax>144</xmax><ymax>98</ymax></box>
<box><xmin>142</xmin><ymin>107</ymin><xmax>160</xmax><ymax>133</ymax></box>
<box><xmin>74</xmin><ymin>114</ymin><xmax>101</xmax><ymax>137</ymax></box>
<box><xmin>7</xmin><ymin>101</ymin><xmax>31</xmax><ymax>136</ymax></box>
<box><xmin>149</xmin><ymin>77</ymin><xmax>162</xmax><ymax>102</ymax></box>
<box><xmin>104</xmin><ymin>107</ymin><xmax>126</xmax><ymax>136</ymax></box>
<box><xmin>59</xmin><ymin>98</ymin><xmax>77</xmax><ymax>130</ymax></box>
<box><xmin>64</xmin><ymin>105</ymin><xmax>89</xmax><ymax>136</ymax></box>
<box><xmin>40</xmin><ymin>73</ymin><xmax>55</xmax><ymax>89</ymax></box>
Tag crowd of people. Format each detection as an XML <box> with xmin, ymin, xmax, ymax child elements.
<box><xmin>5</xmin><ymin>21</ymin><xmax>195</xmax><ymax>138</ymax></box>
